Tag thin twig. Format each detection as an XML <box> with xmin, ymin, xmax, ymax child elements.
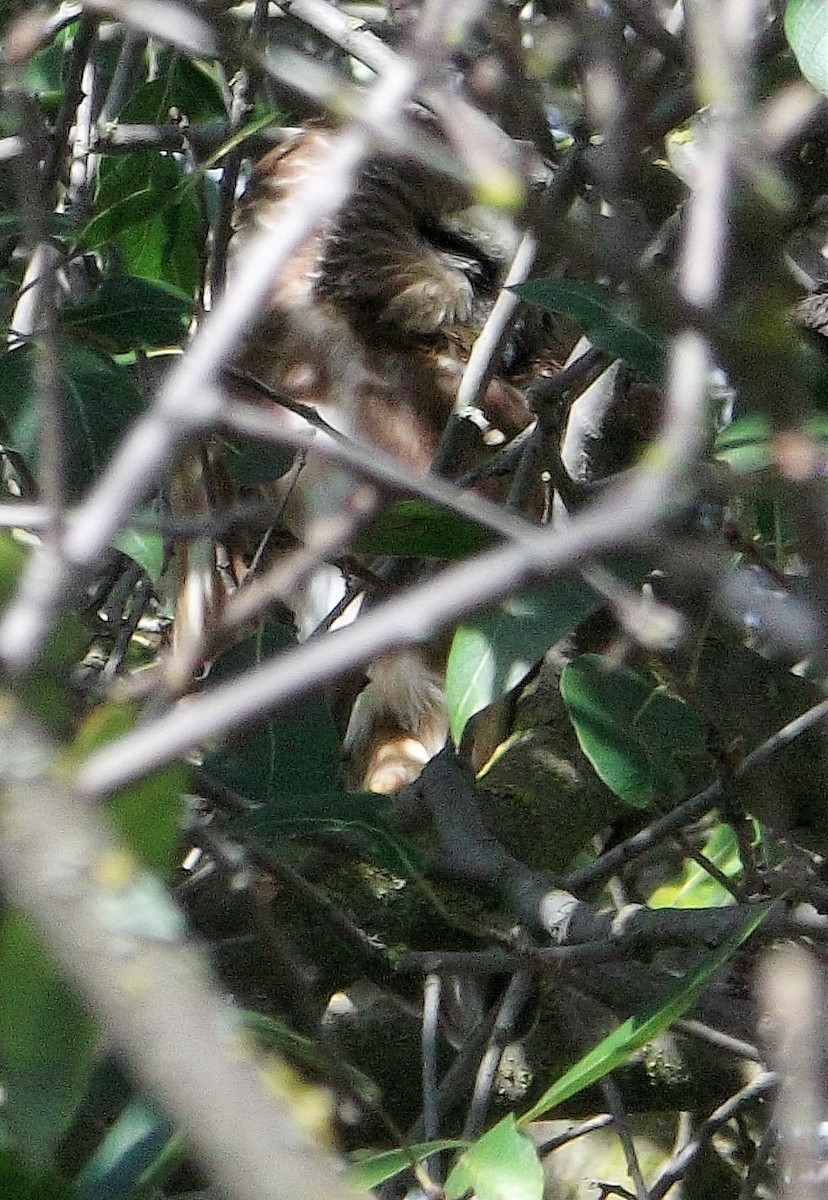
<box><xmin>462</xmin><ymin>971</ymin><xmax>533</xmax><ymax>1140</ymax></box>
<box><xmin>647</xmin><ymin>1071</ymin><xmax>777</xmax><ymax>1200</ymax></box>
<box><xmin>421</xmin><ymin>973</ymin><xmax>442</xmax><ymax>1168</ymax></box>
<box><xmin>565</xmin><ymin>695</ymin><xmax>828</xmax><ymax>891</ymax></box>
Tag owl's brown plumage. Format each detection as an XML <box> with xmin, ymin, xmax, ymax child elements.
<box><xmin>232</xmin><ymin>128</ymin><xmax>535</xmax><ymax>468</ymax></box>
<box><xmin>217</xmin><ymin>128</ymin><xmax>544</xmax><ymax>791</ymax></box>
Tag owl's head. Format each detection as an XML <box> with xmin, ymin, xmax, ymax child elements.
<box><xmin>315</xmin><ymin>149</ymin><xmax>524</xmax><ymax>343</ymax></box>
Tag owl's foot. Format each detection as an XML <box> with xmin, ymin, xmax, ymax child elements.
<box><xmin>344</xmin><ymin>652</ymin><xmax>448</xmax><ymax>794</ymax></box>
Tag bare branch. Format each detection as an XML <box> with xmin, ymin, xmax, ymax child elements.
<box><xmin>0</xmin><ymin>694</ymin><xmax>369</xmax><ymax>1200</ymax></box>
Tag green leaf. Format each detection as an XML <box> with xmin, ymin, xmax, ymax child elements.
<box><xmin>445</xmin><ymin>577</ymin><xmax>602</xmax><ymax>744</ymax></box>
<box><xmin>120</xmin><ymin>184</ymin><xmax>202</xmax><ymax>295</ymax></box>
<box><xmin>0</xmin><ymin>342</ymin><xmax>148</xmax><ymax>501</ymax></box>
<box><xmin>513</xmin><ymin>279</ymin><xmax>667</xmax><ymax>382</ymax></box>
<box><xmin>111</xmin><ymin>58</ymin><xmax>226</xmax><ymax>125</ymax></box>
<box><xmin>73</xmin><ymin>1096</ymin><xmax>179</xmax><ymax>1200</ymax></box>
<box><xmin>0</xmin><ymin>530</ymin><xmax>27</xmax><ymax>609</ymax></box>
<box><xmin>63</xmin><ymin>275</ymin><xmax>193</xmax><ymax>354</ymax></box>
<box><xmin>241</xmin><ymin>1010</ymin><xmax>378</xmax><ymax>1096</ymax></box>
<box><xmin>559</xmin><ymin>654</ymin><xmax>708</xmax><ymax>809</ymax></box>
<box><xmin>0</xmin><ymin>535</ymin><xmax>88</xmax><ymax>733</ymax></box>
<box><xmin>81</xmin><ymin>154</ymin><xmax>183</xmax><ymax>247</ymax></box>
<box><xmin>714</xmin><ymin>413</ymin><xmax>775</xmax><ymax>472</ymax></box>
<box><xmin>518</xmin><ymin>904</ymin><xmax>773</xmax><ymax>1124</ymax></box>
<box><xmin>83</xmin><ymin>154</ymin><xmax>201</xmax><ymax>296</ymax></box>
<box><xmin>445</xmin><ymin>1115</ymin><xmax>543</xmax><ymax>1200</ymax></box>
<box><xmin>648</xmin><ymin>822</ymin><xmax>746</xmax><ymax>909</ymax></box>
<box><xmin>350</xmin><ymin>1141</ymin><xmax>467</xmax><ymax>1190</ymax></box>
<box><xmin>73</xmin><ymin>704</ymin><xmax>186</xmax><ymax>875</ymax></box>
<box><xmin>0</xmin><ymin>911</ymin><xmax>99</xmax><ymax>1168</ymax></box>
<box><xmin>114</xmin><ymin>519</ymin><xmax>166</xmax><ymax>584</ymax></box>
<box><xmin>785</xmin><ymin>0</ymin><xmax>828</xmax><ymax>97</ymax></box>
<box><xmin>355</xmin><ymin>500</ymin><xmax>494</xmax><ymax>559</ymax></box>
<box><xmin>715</xmin><ymin>412</ymin><xmax>828</xmax><ymax>472</ymax></box>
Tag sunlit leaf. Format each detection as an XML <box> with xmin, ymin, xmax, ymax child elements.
<box><xmin>785</xmin><ymin>0</ymin><xmax>828</xmax><ymax>97</ymax></box>
<box><xmin>446</xmin><ymin>578</ymin><xmax>602</xmax><ymax>744</ymax></box>
<box><xmin>0</xmin><ymin>530</ymin><xmax>26</xmax><ymax>609</ymax></box>
<box><xmin>648</xmin><ymin>822</ymin><xmax>746</xmax><ymax>909</ymax></box>
<box><xmin>715</xmin><ymin>412</ymin><xmax>828</xmax><ymax>472</ymax></box>
<box><xmin>0</xmin><ymin>912</ymin><xmax>98</xmax><ymax>1168</ymax></box>
<box><xmin>518</xmin><ymin>905</ymin><xmax>772</xmax><ymax>1124</ymax></box>
<box><xmin>445</xmin><ymin>1115</ymin><xmax>543</xmax><ymax>1200</ymax></box>
<box><xmin>114</xmin><ymin>520</ymin><xmax>166</xmax><ymax>584</ymax></box>
<box><xmin>73</xmin><ymin>1096</ymin><xmax>179</xmax><ymax>1200</ymax></box>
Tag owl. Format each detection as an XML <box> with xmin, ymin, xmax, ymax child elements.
<box><xmin>218</xmin><ymin>126</ymin><xmax>546</xmax><ymax>792</ymax></box>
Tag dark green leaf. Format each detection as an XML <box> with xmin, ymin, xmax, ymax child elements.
<box><xmin>63</xmin><ymin>275</ymin><xmax>193</xmax><ymax>354</ymax></box>
<box><xmin>203</xmin><ymin>624</ymin><xmax>376</xmax><ymax>834</ymax></box>
<box><xmin>560</xmin><ymin>654</ymin><xmax>708</xmax><ymax>808</ymax></box>
<box><xmin>355</xmin><ymin>500</ymin><xmax>494</xmax><ymax>559</ymax></box>
<box><xmin>445</xmin><ymin>1115</ymin><xmax>543</xmax><ymax>1200</ymax></box>
<box><xmin>785</xmin><ymin>0</ymin><xmax>828</xmax><ymax>97</ymax></box>
<box><xmin>237</xmin><ymin>792</ymin><xmax>392</xmax><ymax>844</ymax></box>
<box><xmin>513</xmin><ymin>279</ymin><xmax>667</xmax><ymax>382</ymax></box>
<box><xmin>690</xmin><ymin>634</ymin><xmax>828</xmax><ymax>836</ymax></box>
<box><xmin>518</xmin><ymin>905</ymin><xmax>772</xmax><ymax>1123</ymax></box>
<box><xmin>0</xmin><ymin>911</ymin><xmax>98</xmax><ymax>1168</ymax></box>
<box><xmin>112</xmin><ymin>59</ymin><xmax>225</xmax><ymax>124</ymax></box>
<box><xmin>0</xmin><ymin>1149</ymin><xmax>75</xmax><ymax>1200</ymax></box>
<box><xmin>219</xmin><ymin>434</ymin><xmax>296</xmax><ymax>486</ymax></box>
<box><xmin>0</xmin><ymin>342</ymin><xmax>148</xmax><ymax>501</ymax></box>
<box><xmin>445</xmin><ymin>577</ymin><xmax>602</xmax><ymax>744</ymax></box>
